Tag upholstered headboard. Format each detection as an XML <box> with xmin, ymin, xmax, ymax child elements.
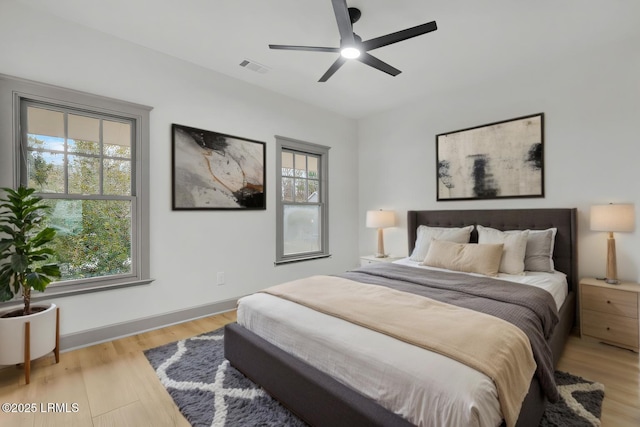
<box><xmin>407</xmin><ymin>209</ymin><xmax>578</xmax><ymax>292</ymax></box>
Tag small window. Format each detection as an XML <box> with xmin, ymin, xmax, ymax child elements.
<box><xmin>275</xmin><ymin>136</ymin><xmax>330</xmax><ymax>264</ymax></box>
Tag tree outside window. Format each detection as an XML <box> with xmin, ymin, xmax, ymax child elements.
<box><xmin>22</xmin><ymin>103</ymin><xmax>135</xmax><ymax>284</ymax></box>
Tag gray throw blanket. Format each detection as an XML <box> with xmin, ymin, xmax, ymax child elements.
<box><xmin>338</xmin><ymin>263</ymin><xmax>560</xmax><ymax>403</ymax></box>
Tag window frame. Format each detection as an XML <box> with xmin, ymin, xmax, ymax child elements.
<box><xmin>0</xmin><ymin>74</ymin><xmax>153</xmax><ymax>301</ymax></box>
<box><xmin>275</xmin><ymin>135</ymin><xmax>330</xmax><ymax>264</ymax></box>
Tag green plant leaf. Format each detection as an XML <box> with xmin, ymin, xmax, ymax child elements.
<box><xmin>10</xmin><ymin>253</ymin><xmax>29</xmax><ymax>273</ymax></box>
<box><xmin>30</xmin><ymin>247</ymin><xmax>56</xmax><ymax>256</ymax></box>
<box><xmin>38</xmin><ymin>263</ymin><xmax>61</xmax><ymax>278</ymax></box>
<box><xmin>0</xmin><ymin>283</ymin><xmax>13</xmax><ymax>302</ymax></box>
<box><xmin>0</xmin><ymin>225</ymin><xmax>16</xmax><ymax>236</ymax></box>
<box><xmin>0</xmin><ymin>239</ymin><xmax>13</xmax><ymax>252</ymax></box>
<box><xmin>0</xmin><ymin>266</ymin><xmax>19</xmax><ymax>296</ymax></box>
<box><xmin>26</xmin><ymin>272</ymin><xmax>52</xmax><ymax>292</ymax></box>
<box><xmin>30</xmin><ymin>227</ymin><xmax>57</xmax><ymax>247</ymax></box>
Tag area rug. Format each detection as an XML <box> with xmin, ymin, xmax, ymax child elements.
<box><xmin>144</xmin><ymin>328</ymin><xmax>604</xmax><ymax>427</ymax></box>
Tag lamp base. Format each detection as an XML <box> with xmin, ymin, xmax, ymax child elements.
<box><xmin>375</xmin><ymin>228</ymin><xmax>387</xmax><ymax>259</ymax></box>
<box><xmin>605</xmin><ymin>233</ymin><xmax>620</xmax><ymax>285</ymax></box>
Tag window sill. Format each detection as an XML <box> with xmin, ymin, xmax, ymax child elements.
<box><xmin>274</xmin><ymin>254</ymin><xmax>332</xmax><ymax>266</ymax></box>
<box><xmin>0</xmin><ymin>278</ymin><xmax>155</xmax><ymax>307</ymax></box>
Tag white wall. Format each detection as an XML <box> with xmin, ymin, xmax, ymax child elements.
<box><xmin>3</xmin><ymin>1</ymin><xmax>639</xmax><ymax>340</ymax></box>
<box><xmin>358</xmin><ymin>33</ymin><xmax>640</xmax><ymax>283</ymax></box>
<box><xmin>0</xmin><ymin>2</ymin><xmax>359</xmax><ymax>335</ymax></box>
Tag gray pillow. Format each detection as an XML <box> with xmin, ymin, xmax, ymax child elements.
<box><xmin>477</xmin><ymin>225</ymin><xmax>529</xmax><ymax>275</ymax></box>
<box><xmin>409</xmin><ymin>225</ymin><xmax>474</xmax><ymax>262</ymax></box>
<box><xmin>524</xmin><ymin>228</ymin><xmax>557</xmax><ymax>273</ymax></box>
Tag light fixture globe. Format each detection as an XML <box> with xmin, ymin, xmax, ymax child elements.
<box><xmin>340</xmin><ymin>46</ymin><xmax>361</xmax><ymax>59</ymax></box>
<box><xmin>340</xmin><ymin>34</ymin><xmax>362</xmax><ymax>59</ymax></box>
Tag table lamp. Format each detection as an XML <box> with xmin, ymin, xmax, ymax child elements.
<box><xmin>366</xmin><ymin>210</ymin><xmax>395</xmax><ymax>258</ymax></box>
<box><xmin>590</xmin><ymin>203</ymin><xmax>635</xmax><ymax>284</ymax></box>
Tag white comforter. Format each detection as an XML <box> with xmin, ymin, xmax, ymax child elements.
<box><xmin>236</xmin><ymin>262</ymin><xmax>567</xmax><ymax>427</ymax></box>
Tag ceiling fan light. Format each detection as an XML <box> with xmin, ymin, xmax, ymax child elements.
<box><xmin>340</xmin><ymin>47</ymin><xmax>361</xmax><ymax>59</ymax></box>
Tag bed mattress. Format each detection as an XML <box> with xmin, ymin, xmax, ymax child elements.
<box><xmin>236</xmin><ymin>263</ymin><xmax>567</xmax><ymax>427</ymax></box>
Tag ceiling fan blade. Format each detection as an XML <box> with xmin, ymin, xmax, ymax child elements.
<box><xmin>269</xmin><ymin>44</ymin><xmax>340</xmax><ymax>53</ymax></box>
<box><xmin>362</xmin><ymin>21</ymin><xmax>437</xmax><ymax>51</ymax></box>
<box><xmin>319</xmin><ymin>56</ymin><xmax>347</xmax><ymax>82</ymax></box>
<box><xmin>331</xmin><ymin>0</ymin><xmax>355</xmax><ymax>44</ymax></box>
<box><xmin>357</xmin><ymin>53</ymin><xmax>401</xmax><ymax>77</ymax></box>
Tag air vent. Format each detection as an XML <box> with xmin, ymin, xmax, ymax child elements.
<box><xmin>239</xmin><ymin>59</ymin><xmax>270</xmax><ymax>74</ymax></box>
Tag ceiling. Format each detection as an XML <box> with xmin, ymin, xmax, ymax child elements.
<box><xmin>15</xmin><ymin>0</ymin><xmax>640</xmax><ymax>119</ymax></box>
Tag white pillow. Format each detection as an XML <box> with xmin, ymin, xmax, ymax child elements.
<box><xmin>422</xmin><ymin>239</ymin><xmax>504</xmax><ymax>277</ymax></box>
<box><xmin>409</xmin><ymin>225</ymin><xmax>474</xmax><ymax>262</ymax></box>
<box><xmin>477</xmin><ymin>225</ymin><xmax>529</xmax><ymax>275</ymax></box>
<box><xmin>524</xmin><ymin>228</ymin><xmax>557</xmax><ymax>272</ymax></box>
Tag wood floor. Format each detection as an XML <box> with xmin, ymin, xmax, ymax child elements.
<box><xmin>0</xmin><ymin>310</ymin><xmax>638</xmax><ymax>427</ymax></box>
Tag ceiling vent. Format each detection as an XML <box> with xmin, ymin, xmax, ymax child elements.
<box><xmin>239</xmin><ymin>59</ymin><xmax>270</xmax><ymax>74</ymax></box>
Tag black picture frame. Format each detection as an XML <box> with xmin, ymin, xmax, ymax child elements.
<box><xmin>172</xmin><ymin>124</ymin><xmax>266</xmax><ymax>210</ymax></box>
<box><xmin>436</xmin><ymin>113</ymin><xmax>544</xmax><ymax>201</ymax></box>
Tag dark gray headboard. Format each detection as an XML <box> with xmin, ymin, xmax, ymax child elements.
<box><xmin>407</xmin><ymin>209</ymin><xmax>578</xmax><ymax>292</ymax></box>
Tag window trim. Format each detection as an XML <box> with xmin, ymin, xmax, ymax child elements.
<box><xmin>275</xmin><ymin>135</ymin><xmax>330</xmax><ymax>265</ymax></box>
<box><xmin>0</xmin><ymin>74</ymin><xmax>153</xmax><ymax>302</ymax></box>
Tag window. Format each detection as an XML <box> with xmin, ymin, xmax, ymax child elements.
<box><xmin>0</xmin><ymin>75</ymin><xmax>152</xmax><ymax>297</ymax></box>
<box><xmin>275</xmin><ymin>136</ymin><xmax>330</xmax><ymax>264</ymax></box>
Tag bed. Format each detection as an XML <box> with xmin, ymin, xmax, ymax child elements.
<box><xmin>225</xmin><ymin>208</ymin><xmax>577</xmax><ymax>427</ymax></box>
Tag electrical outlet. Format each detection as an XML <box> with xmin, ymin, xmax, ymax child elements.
<box><xmin>216</xmin><ymin>272</ymin><xmax>225</xmax><ymax>286</ymax></box>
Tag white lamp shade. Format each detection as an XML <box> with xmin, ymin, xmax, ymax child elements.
<box><xmin>366</xmin><ymin>210</ymin><xmax>395</xmax><ymax>229</ymax></box>
<box><xmin>590</xmin><ymin>204</ymin><xmax>635</xmax><ymax>232</ymax></box>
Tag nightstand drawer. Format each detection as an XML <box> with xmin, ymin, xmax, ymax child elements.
<box><xmin>581</xmin><ymin>284</ymin><xmax>638</xmax><ymax>318</ymax></box>
<box><xmin>582</xmin><ymin>309</ymin><xmax>640</xmax><ymax>349</ymax></box>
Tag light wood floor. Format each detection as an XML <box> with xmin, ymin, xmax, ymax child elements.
<box><xmin>0</xmin><ymin>311</ymin><xmax>638</xmax><ymax>426</ymax></box>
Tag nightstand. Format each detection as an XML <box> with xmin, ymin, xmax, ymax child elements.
<box><xmin>360</xmin><ymin>255</ymin><xmax>402</xmax><ymax>267</ymax></box>
<box><xmin>579</xmin><ymin>277</ymin><xmax>640</xmax><ymax>352</ymax></box>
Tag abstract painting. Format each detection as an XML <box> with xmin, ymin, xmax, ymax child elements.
<box><xmin>172</xmin><ymin>124</ymin><xmax>266</xmax><ymax>210</ymax></box>
<box><xmin>436</xmin><ymin>113</ymin><xmax>544</xmax><ymax>201</ymax></box>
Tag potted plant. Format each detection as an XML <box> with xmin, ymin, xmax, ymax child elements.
<box><xmin>0</xmin><ymin>186</ymin><xmax>61</xmax><ymax>383</ymax></box>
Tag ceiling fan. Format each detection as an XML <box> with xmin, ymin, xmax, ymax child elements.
<box><xmin>268</xmin><ymin>0</ymin><xmax>437</xmax><ymax>82</ymax></box>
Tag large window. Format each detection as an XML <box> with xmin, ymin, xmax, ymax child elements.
<box><xmin>275</xmin><ymin>136</ymin><xmax>330</xmax><ymax>264</ymax></box>
<box><xmin>0</xmin><ymin>75</ymin><xmax>152</xmax><ymax>297</ymax></box>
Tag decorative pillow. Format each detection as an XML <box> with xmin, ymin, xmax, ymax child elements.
<box><xmin>477</xmin><ymin>225</ymin><xmax>529</xmax><ymax>275</ymax></box>
<box><xmin>409</xmin><ymin>225</ymin><xmax>474</xmax><ymax>262</ymax></box>
<box><xmin>421</xmin><ymin>239</ymin><xmax>504</xmax><ymax>277</ymax></box>
<box><xmin>524</xmin><ymin>228</ymin><xmax>557</xmax><ymax>273</ymax></box>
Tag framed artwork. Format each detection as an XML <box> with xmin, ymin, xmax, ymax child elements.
<box><xmin>172</xmin><ymin>124</ymin><xmax>266</xmax><ymax>210</ymax></box>
<box><xmin>436</xmin><ymin>113</ymin><xmax>544</xmax><ymax>201</ymax></box>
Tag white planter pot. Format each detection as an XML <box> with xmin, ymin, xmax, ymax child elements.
<box><xmin>0</xmin><ymin>303</ymin><xmax>58</xmax><ymax>366</ymax></box>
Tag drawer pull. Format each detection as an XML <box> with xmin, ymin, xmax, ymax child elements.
<box><xmin>607</xmin><ymin>300</ymin><xmax>611</xmax><ymax>304</ymax></box>
<box><xmin>606</xmin><ymin>327</ymin><xmax>610</xmax><ymax>331</ymax></box>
